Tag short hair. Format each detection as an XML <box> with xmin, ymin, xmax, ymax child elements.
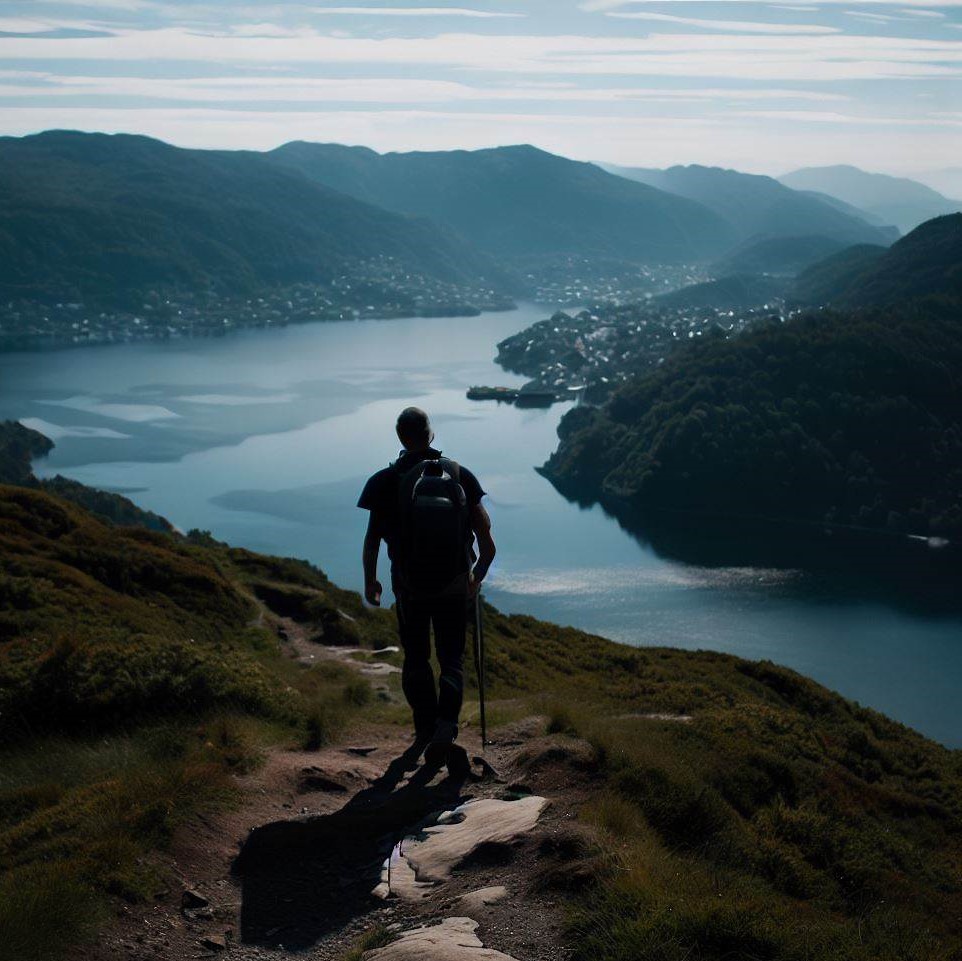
<box><xmin>396</xmin><ymin>406</ymin><xmax>432</xmax><ymax>446</ymax></box>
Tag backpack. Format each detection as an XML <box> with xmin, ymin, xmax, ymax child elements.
<box><xmin>395</xmin><ymin>456</ymin><xmax>472</xmax><ymax>596</ymax></box>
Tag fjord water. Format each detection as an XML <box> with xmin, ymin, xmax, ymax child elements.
<box><xmin>2</xmin><ymin>303</ymin><xmax>960</xmax><ymax>747</ymax></box>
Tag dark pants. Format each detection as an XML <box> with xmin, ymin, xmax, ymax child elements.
<box><xmin>393</xmin><ymin>581</ymin><xmax>468</xmax><ymax>737</ymax></box>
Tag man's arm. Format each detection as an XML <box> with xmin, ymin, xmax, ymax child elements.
<box><xmin>469</xmin><ymin>502</ymin><xmax>496</xmax><ymax>595</ymax></box>
<box><xmin>362</xmin><ymin>512</ymin><xmax>383</xmax><ymax>606</ymax></box>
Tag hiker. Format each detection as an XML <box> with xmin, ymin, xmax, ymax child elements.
<box><xmin>358</xmin><ymin>407</ymin><xmax>495</xmax><ymax>769</ymax></box>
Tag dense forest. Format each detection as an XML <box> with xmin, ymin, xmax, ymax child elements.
<box><xmin>544</xmin><ymin>213</ymin><xmax>962</xmax><ymax>545</ymax></box>
<box><xmin>793</xmin><ymin>214</ymin><xmax>962</xmax><ymax>307</ymax></box>
<box><xmin>544</xmin><ymin>300</ymin><xmax>962</xmax><ymax>540</ymax></box>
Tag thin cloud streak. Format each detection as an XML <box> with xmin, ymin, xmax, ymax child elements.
<box><xmin>607</xmin><ymin>11</ymin><xmax>840</xmax><ymax>33</ymax></box>
<box><xmin>2</xmin><ymin>30</ymin><xmax>961</xmax><ymax>83</ymax></box>
<box><xmin>308</xmin><ymin>6</ymin><xmax>525</xmax><ymax>17</ymax></box>
<box><xmin>0</xmin><ymin>72</ymin><xmax>852</xmax><ymax>104</ymax></box>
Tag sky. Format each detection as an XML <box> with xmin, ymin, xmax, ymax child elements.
<box><xmin>0</xmin><ymin>0</ymin><xmax>960</xmax><ymax>176</ymax></box>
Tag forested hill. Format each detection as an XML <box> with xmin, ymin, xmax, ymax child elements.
<box><xmin>267</xmin><ymin>142</ymin><xmax>737</xmax><ymax>263</ymax></box>
<box><xmin>0</xmin><ymin>131</ymin><xmax>511</xmax><ymax>305</ymax></box>
<box><xmin>543</xmin><ymin>298</ymin><xmax>962</xmax><ymax>542</ymax></box>
<box><xmin>794</xmin><ymin>213</ymin><xmax>962</xmax><ymax>307</ymax></box>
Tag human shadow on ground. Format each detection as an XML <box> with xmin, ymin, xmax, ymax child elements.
<box><xmin>232</xmin><ymin>750</ymin><xmax>469</xmax><ymax>950</ymax></box>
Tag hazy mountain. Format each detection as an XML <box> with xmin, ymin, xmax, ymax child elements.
<box><xmin>0</xmin><ymin>131</ymin><xmax>510</xmax><ymax>305</ymax></box>
<box><xmin>780</xmin><ymin>165</ymin><xmax>962</xmax><ymax>235</ymax></box>
<box><xmin>915</xmin><ymin>168</ymin><xmax>962</xmax><ymax>200</ymax></box>
<box><xmin>268</xmin><ymin>143</ymin><xmax>737</xmax><ymax>263</ymax></box>
<box><xmin>656</xmin><ymin>273</ymin><xmax>787</xmax><ymax>309</ymax></box>
<box><xmin>795</xmin><ymin>214</ymin><xmax>962</xmax><ymax>307</ymax></box>
<box><xmin>794</xmin><ymin>189</ymin><xmax>893</xmax><ymax>228</ymax></box>
<box><xmin>601</xmin><ymin>163</ymin><xmax>894</xmax><ymax>246</ymax></box>
<box><xmin>713</xmin><ymin>234</ymin><xmax>851</xmax><ymax>277</ymax></box>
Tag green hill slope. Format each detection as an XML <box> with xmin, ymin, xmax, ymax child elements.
<box><xmin>0</xmin><ymin>131</ymin><xmax>510</xmax><ymax>305</ymax></box>
<box><xmin>656</xmin><ymin>273</ymin><xmax>787</xmax><ymax>309</ymax></box>
<box><xmin>268</xmin><ymin>143</ymin><xmax>737</xmax><ymax>263</ymax></box>
<box><xmin>795</xmin><ymin>214</ymin><xmax>962</xmax><ymax>306</ymax></box>
<box><xmin>2</xmin><ymin>472</ymin><xmax>962</xmax><ymax>960</ymax></box>
<box><xmin>713</xmin><ymin>234</ymin><xmax>851</xmax><ymax>277</ymax></box>
<box><xmin>543</xmin><ymin>300</ymin><xmax>962</xmax><ymax>540</ymax></box>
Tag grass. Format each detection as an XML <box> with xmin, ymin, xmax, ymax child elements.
<box><xmin>3</xmin><ymin>484</ymin><xmax>962</xmax><ymax>960</ymax></box>
<box><xmin>341</xmin><ymin>924</ymin><xmax>400</xmax><ymax>961</ymax></box>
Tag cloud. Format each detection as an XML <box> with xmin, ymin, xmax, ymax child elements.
<box><xmin>308</xmin><ymin>5</ymin><xmax>525</xmax><ymax>16</ymax></box>
<box><xmin>2</xmin><ymin>29</ymin><xmax>961</xmax><ymax>83</ymax></box>
<box><xmin>587</xmin><ymin>0</ymin><xmax>962</xmax><ymax>6</ymax></box>
<box><xmin>0</xmin><ymin>71</ymin><xmax>852</xmax><ymax>104</ymax></box>
<box><xmin>606</xmin><ymin>11</ymin><xmax>839</xmax><ymax>34</ymax></box>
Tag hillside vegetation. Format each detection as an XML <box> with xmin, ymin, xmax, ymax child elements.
<box><xmin>1</xmin><ymin>473</ymin><xmax>962</xmax><ymax>960</ymax></box>
<box><xmin>544</xmin><ymin>301</ymin><xmax>962</xmax><ymax>539</ymax></box>
<box><xmin>0</xmin><ymin>131</ymin><xmax>509</xmax><ymax>306</ymax></box>
<box><xmin>795</xmin><ymin>214</ymin><xmax>962</xmax><ymax>307</ymax></box>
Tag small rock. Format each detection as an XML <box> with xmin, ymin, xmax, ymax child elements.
<box><xmin>181</xmin><ymin>889</ymin><xmax>208</xmax><ymax>911</ymax></box>
<box><xmin>200</xmin><ymin>934</ymin><xmax>228</xmax><ymax>951</ymax></box>
<box><xmin>346</xmin><ymin>746</ymin><xmax>378</xmax><ymax>756</ymax></box>
<box><xmin>471</xmin><ymin>756</ymin><xmax>504</xmax><ymax>782</ymax></box>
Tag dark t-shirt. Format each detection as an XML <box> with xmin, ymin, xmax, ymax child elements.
<box><xmin>357</xmin><ymin>447</ymin><xmax>485</xmax><ymax>563</ymax></box>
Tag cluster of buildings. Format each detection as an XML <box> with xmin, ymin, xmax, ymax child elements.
<box><xmin>0</xmin><ymin>259</ymin><xmax>514</xmax><ymax>350</ymax></box>
<box><xmin>495</xmin><ymin>301</ymin><xmax>785</xmax><ymax>403</ymax></box>
<box><xmin>526</xmin><ymin>260</ymin><xmax>711</xmax><ymax>306</ymax></box>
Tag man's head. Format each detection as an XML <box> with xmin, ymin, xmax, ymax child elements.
<box><xmin>396</xmin><ymin>406</ymin><xmax>433</xmax><ymax>451</ymax></box>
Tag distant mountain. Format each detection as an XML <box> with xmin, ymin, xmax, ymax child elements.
<box><xmin>601</xmin><ymin>163</ymin><xmax>894</xmax><ymax>247</ymax></box>
<box><xmin>780</xmin><ymin>165</ymin><xmax>962</xmax><ymax>235</ymax></box>
<box><xmin>656</xmin><ymin>274</ymin><xmax>787</xmax><ymax>310</ymax></box>
<box><xmin>268</xmin><ymin>143</ymin><xmax>737</xmax><ymax>264</ymax></box>
<box><xmin>795</xmin><ymin>214</ymin><xmax>962</xmax><ymax>307</ymax></box>
<box><xmin>794</xmin><ymin>189</ymin><xmax>893</xmax><ymax>228</ymax></box>
<box><xmin>714</xmin><ymin>234</ymin><xmax>851</xmax><ymax>277</ymax></box>
<box><xmin>0</xmin><ymin>131</ymin><xmax>510</xmax><ymax>305</ymax></box>
<box><xmin>915</xmin><ymin>168</ymin><xmax>962</xmax><ymax>200</ymax></box>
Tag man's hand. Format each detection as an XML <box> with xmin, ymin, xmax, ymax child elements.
<box><xmin>365</xmin><ymin>579</ymin><xmax>382</xmax><ymax>606</ymax></box>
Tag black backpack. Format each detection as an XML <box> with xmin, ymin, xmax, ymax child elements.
<box><xmin>395</xmin><ymin>456</ymin><xmax>472</xmax><ymax>595</ymax></box>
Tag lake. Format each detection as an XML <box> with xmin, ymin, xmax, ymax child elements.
<box><xmin>1</xmin><ymin>303</ymin><xmax>959</xmax><ymax>747</ymax></box>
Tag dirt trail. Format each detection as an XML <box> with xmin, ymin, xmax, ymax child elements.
<box><xmin>78</xmin><ymin>617</ymin><xmax>592</xmax><ymax>961</ymax></box>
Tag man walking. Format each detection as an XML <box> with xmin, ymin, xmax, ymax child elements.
<box><xmin>358</xmin><ymin>407</ymin><xmax>496</xmax><ymax>770</ymax></box>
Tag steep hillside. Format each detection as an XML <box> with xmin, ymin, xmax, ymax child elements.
<box><xmin>713</xmin><ymin>234</ymin><xmax>851</xmax><ymax>276</ymax></box>
<box><xmin>603</xmin><ymin>163</ymin><xmax>894</xmax><ymax>246</ymax></box>
<box><xmin>0</xmin><ymin>131</ymin><xmax>510</xmax><ymax>306</ymax></box>
<box><xmin>544</xmin><ymin>299</ymin><xmax>962</xmax><ymax>542</ymax></box>
<box><xmin>656</xmin><ymin>273</ymin><xmax>787</xmax><ymax>309</ymax></box>
<box><xmin>795</xmin><ymin>214</ymin><xmax>962</xmax><ymax>306</ymax></box>
<box><xmin>268</xmin><ymin>143</ymin><xmax>737</xmax><ymax>263</ymax></box>
<box><xmin>781</xmin><ymin>165</ymin><xmax>962</xmax><ymax>234</ymax></box>
<box><xmin>2</xmin><ymin>476</ymin><xmax>962</xmax><ymax>961</ymax></box>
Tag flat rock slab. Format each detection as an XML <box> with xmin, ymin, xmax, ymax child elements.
<box><xmin>374</xmin><ymin>797</ymin><xmax>548</xmax><ymax>900</ymax></box>
<box><xmin>458</xmin><ymin>885</ymin><xmax>508</xmax><ymax>914</ymax></box>
<box><xmin>365</xmin><ymin>917</ymin><xmax>519</xmax><ymax>961</ymax></box>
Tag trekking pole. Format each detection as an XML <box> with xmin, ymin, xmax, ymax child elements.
<box><xmin>474</xmin><ymin>590</ymin><xmax>487</xmax><ymax>748</ymax></box>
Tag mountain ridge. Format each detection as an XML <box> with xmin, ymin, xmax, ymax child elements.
<box><xmin>601</xmin><ymin>162</ymin><xmax>896</xmax><ymax>246</ymax></box>
<box><xmin>268</xmin><ymin>142</ymin><xmax>738</xmax><ymax>263</ymax></box>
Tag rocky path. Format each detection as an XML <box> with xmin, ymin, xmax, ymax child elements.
<box><xmin>78</xmin><ymin>617</ymin><xmax>593</xmax><ymax>961</ymax></box>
